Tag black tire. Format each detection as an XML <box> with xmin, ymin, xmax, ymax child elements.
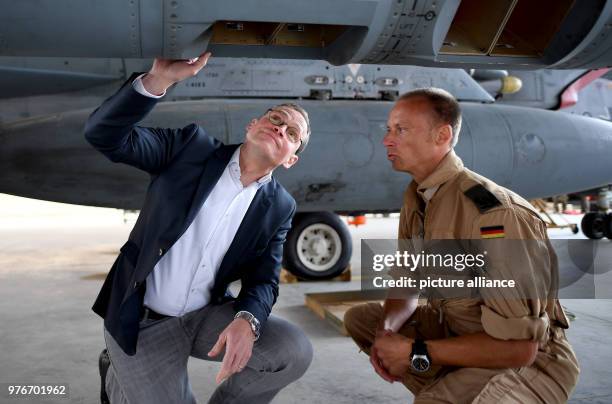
<box><xmin>581</xmin><ymin>212</ymin><xmax>606</xmax><ymax>239</ymax></box>
<box><xmin>605</xmin><ymin>213</ymin><xmax>612</xmax><ymax>239</ymax></box>
<box><xmin>283</xmin><ymin>212</ymin><xmax>352</xmax><ymax>280</ymax></box>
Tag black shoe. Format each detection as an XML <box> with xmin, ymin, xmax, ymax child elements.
<box><xmin>99</xmin><ymin>349</ymin><xmax>110</xmax><ymax>404</ymax></box>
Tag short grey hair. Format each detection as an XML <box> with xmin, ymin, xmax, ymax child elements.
<box><xmin>398</xmin><ymin>88</ymin><xmax>462</xmax><ymax>148</ymax></box>
<box><xmin>270</xmin><ymin>103</ymin><xmax>311</xmax><ymax>154</ymax></box>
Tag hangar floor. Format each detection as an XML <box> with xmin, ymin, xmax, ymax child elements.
<box><xmin>0</xmin><ymin>194</ymin><xmax>610</xmax><ymax>403</ymax></box>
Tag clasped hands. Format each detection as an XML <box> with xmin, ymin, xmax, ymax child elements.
<box><xmin>370</xmin><ymin>328</ymin><xmax>414</xmax><ymax>383</ymax></box>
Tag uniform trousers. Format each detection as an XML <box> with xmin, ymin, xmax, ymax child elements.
<box><xmin>103</xmin><ymin>301</ymin><xmax>313</xmax><ymax>404</ymax></box>
<box><xmin>344</xmin><ymin>302</ymin><xmax>567</xmax><ymax>404</ymax></box>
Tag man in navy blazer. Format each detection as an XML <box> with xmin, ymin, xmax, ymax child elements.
<box><xmin>85</xmin><ymin>52</ymin><xmax>313</xmax><ymax>404</ymax></box>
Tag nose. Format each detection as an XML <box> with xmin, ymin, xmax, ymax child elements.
<box><xmin>272</xmin><ymin>124</ymin><xmax>287</xmax><ymax>137</ymax></box>
<box><xmin>382</xmin><ymin>133</ymin><xmax>393</xmax><ymax>147</ymax></box>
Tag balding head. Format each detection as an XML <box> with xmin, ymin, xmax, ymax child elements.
<box><xmin>397</xmin><ymin>88</ymin><xmax>462</xmax><ymax>148</ymax></box>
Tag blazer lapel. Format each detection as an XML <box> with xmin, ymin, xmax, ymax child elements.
<box><xmin>216</xmin><ymin>183</ymin><xmax>274</xmax><ymax>281</ymax></box>
<box><xmin>181</xmin><ymin>144</ymin><xmax>238</xmax><ymax>239</ymax></box>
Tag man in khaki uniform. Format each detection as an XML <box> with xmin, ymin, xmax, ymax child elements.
<box><xmin>344</xmin><ymin>88</ymin><xmax>579</xmax><ymax>403</ymax></box>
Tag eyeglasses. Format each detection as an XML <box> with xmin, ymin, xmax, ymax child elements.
<box><xmin>266</xmin><ymin>109</ymin><xmax>303</xmax><ymax>145</ymax></box>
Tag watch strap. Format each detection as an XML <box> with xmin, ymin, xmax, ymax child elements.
<box><xmin>410</xmin><ymin>338</ymin><xmax>431</xmax><ymax>373</ymax></box>
<box><xmin>235</xmin><ymin>311</ymin><xmax>261</xmax><ymax>341</ymax></box>
<box><xmin>412</xmin><ymin>338</ymin><xmax>428</xmax><ymax>356</ymax></box>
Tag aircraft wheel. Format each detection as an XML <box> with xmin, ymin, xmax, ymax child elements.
<box><xmin>284</xmin><ymin>212</ymin><xmax>352</xmax><ymax>280</ymax></box>
<box><xmin>581</xmin><ymin>212</ymin><xmax>605</xmax><ymax>239</ymax></box>
<box><xmin>604</xmin><ymin>213</ymin><xmax>612</xmax><ymax>239</ymax></box>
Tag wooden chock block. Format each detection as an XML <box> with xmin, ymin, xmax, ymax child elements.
<box><xmin>280</xmin><ymin>265</ymin><xmax>352</xmax><ymax>284</ymax></box>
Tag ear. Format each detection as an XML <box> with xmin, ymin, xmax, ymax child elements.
<box><xmin>435</xmin><ymin>124</ymin><xmax>453</xmax><ymax>147</ymax></box>
<box><xmin>246</xmin><ymin>118</ymin><xmax>258</xmax><ymax>132</ymax></box>
<box><xmin>282</xmin><ymin>154</ymin><xmax>299</xmax><ymax>169</ymax></box>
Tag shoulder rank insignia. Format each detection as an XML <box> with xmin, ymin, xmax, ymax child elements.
<box><xmin>464</xmin><ymin>184</ymin><xmax>501</xmax><ymax>213</ymax></box>
<box><xmin>481</xmin><ymin>225</ymin><xmax>505</xmax><ymax>239</ymax></box>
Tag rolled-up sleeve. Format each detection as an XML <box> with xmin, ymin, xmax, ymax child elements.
<box><xmin>481</xmin><ymin>302</ymin><xmax>549</xmax><ymax>341</ymax></box>
<box><xmin>473</xmin><ymin>207</ymin><xmax>553</xmax><ymax>342</ymax></box>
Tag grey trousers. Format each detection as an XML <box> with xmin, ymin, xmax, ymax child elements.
<box><xmin>103</xmin><ymin>302</ymin><xmax>313</xmax><ymax>404</ymax></box>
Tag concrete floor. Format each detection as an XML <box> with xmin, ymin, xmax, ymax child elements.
<box><xmin>0</xmin><ymin>195</ymin><xmax>611</xmax><ymax>403</ymax></box>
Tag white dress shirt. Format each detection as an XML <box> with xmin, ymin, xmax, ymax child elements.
<box><xmin>133</xmin><ymin>76</ymin><xmax>271</xmax><ymax>316</ymax></box>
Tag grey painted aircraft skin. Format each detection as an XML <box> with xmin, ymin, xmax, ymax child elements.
<box><xmin>1</xmin><ymin>57</ymin><xmax>612</xmax><ymax>213</ymax></box>
<box><xmin>2</xmin><ymin>56</ymin><xmax>612</xmax><ymax>277</ymax></box>
<box><xmin>0</xmin><ymin>57</ymin><xmax>492</xmax><ymax>120</ymax></box>
<box><xmin>2</xmin><ymin>0</ymin><xmax>612</xmax><ymax>70</ymax></box>
<box><xmin>2</xmin><ymin>0</ymin><xmax>612</xmax><ymax>274</ymax></box>
<box><xmin>2</xmin><ymin>90</ymin><xmax>612</xmax><ymax>213</ymax></box>
<box><xmin>487</xmin><ymin>69</ymin><xmax>612</xmax><ymax>121</ymax></box>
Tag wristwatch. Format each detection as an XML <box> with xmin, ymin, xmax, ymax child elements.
<box><xmin>410</xmin><ymin>339</ymin><xmax>431</xmax><ymax>372</ymax></box>
<box><xmin>234</xmin><ymin>311</ymin><xmax>261</xmax><ymax>341</ymax></box>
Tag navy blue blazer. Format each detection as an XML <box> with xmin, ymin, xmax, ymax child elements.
<box><xmin>84</xmin><ymin>73</ymin><xmax>296</xmax><ymax>355</ymax></box>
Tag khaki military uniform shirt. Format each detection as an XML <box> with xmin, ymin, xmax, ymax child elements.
<box><xmin>397</xmin><ymin>150</ymin><xmax>579</xmax><ymax>403</ymax></box>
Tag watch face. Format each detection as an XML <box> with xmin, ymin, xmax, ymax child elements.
<box><xmin>412</xmin><ymin>356</ymin><xmax>430</xmax><ymax>372</ymax></box>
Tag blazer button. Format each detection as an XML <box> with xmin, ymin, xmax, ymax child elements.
<box><xmin>133</xmin><ymin>281</ymin><xmax>140</xmax><ymax>289</ymax></box>
<box><xmin>158</xmin><ymin>248</ymin><xmax>163</xmax><ymax>256</ymax></box>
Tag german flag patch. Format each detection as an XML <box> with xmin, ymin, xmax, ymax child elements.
<box><xmin>481</xmin><ymin>225</ymin><xmax>505</xmax><ymax>239</ymax></box>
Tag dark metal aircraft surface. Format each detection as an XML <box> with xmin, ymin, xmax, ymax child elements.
<box><xmin>1</xmin><ymin>56</ymin><xmax>612</xmax><ymax>278</ymax></box>
<box><xmin>2</xmin><ymin>0</ymin><xmax>612</xmax><ymax>70</ymax></box>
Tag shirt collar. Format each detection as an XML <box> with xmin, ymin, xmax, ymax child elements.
<box><xmin>419</xmin><ymin>185</ymin><xmax>440</xmax><ymax>203</ymax></box>
<box><xmin>229</xmin><ymin>146</ymin><xmax>272</xmax><ymax>188</ymax></box>
<box><xmin>415</xmin><ymin>150</ymin><xmax>464</xmax><ymax>202</ymax></box>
